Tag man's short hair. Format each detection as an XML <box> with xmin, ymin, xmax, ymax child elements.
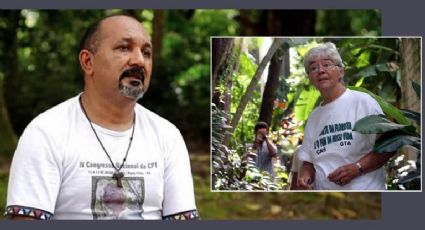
<box><xmin>254</xmin><ymin>121</ymin><xmax>268</xmax><ymax>133</ymax></box>
<box><xmin>78</xmin><ymin>13</ymin><xmax>140</xmax><ymax>54</ymax></box>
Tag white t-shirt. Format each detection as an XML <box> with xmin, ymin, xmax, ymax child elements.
<box><xmin>6</xmin><ymin>95</ymin><xmax>197</xmax><ymax>219</ymax></box>
<box><xmin>298</xmin><ymin>89</ymin><xmax>386</xmax><ymax>190</ymax></box>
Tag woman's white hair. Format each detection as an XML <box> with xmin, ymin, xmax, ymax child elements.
<box><xmin>303</xmin><ymin>42</ymin><xmax>344</xmax><ymax>73</ymax></box>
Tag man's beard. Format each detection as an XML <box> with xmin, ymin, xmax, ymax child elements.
<box><xmin>119</xmin><ymin>81</ymin><xmax>145</xmax><ymax>100</ymax></box>
<box><xmin>118</xmin><ymin>66</ymin><xmax>146</xmax><ymax>100</ymax></box>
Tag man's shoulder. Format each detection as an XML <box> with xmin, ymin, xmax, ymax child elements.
<box><xmin>29</xmin><ymin>95</ymin><xmax>79</xmax><ymax>130</ymax></box>
<box><xmin>134</xmin><ymin>104</ymin><xmax>178</xmax><ymax>131</ymax></box>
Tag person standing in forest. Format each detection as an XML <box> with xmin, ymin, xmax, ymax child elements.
<box><xmin>5</xmin><ymin>14</ymin><xmax>199</xmax><ymax>220</ymax></box>
<box><xmin>297</xmin><ymin>42</ymin><xmax>395</xmax><ymax>190</ymax></box>
<box><xmin>252</xmin><ymin>121</ymin><xmax>278</xmax><ymax>178</ymax></box>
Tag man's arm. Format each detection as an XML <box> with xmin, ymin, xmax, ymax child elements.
<box><xmin>6</xmin><ymin>120</ymin><xmax>59</xmax><ymax>220</ymax></box>
<box><xmin>4</xmin><ymin>205</ymin><xmax>54</xmax><ymax>220</ymax></box>
<box><xmin>328</xmin><ymin>151</ymin><xmax>396</xmax><ymax>186</ymax></box>
<box><xmin>263</xmin><ymin>136</ymin><xmax>277</xmax><ymax>157</ymax></box>
<box><xmin>162</xmin><ymin>126</ymin><xmax>199</xmax><ymax>220</ymax></box>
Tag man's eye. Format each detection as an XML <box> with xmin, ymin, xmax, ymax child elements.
<box><xmin>323</xmin><ymin>63</ymin><xmax>331</xmax><ymax>68</ymax></box>
<box><xmin>142</xmin><ymin>49</ymin><xmax>151</xmax><ymax>57</ymax></box>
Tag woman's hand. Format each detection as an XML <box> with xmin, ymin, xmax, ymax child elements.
<box><xmin>298</xmin><ymin>161</ymin><xmax>315</xmax><ymax>190</ymax></box>
<box><xmin>328</xmin><ymin>163</ymin><xmax>361</xmax><ymax>186</ymax></box>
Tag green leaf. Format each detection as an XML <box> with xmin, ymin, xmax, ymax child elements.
<box><xmin>375</xmin><ymin>63</ymin><xmax>390</xmax><ymax>72</ymax></box>
<box><xmin>355</xmin><ymin>76</ymin><xmax>365</xmax><ymax>87</ymax></box>
<box><xmin>348</xmin><ymin>86</ymin><xmax>409</xmax><ymax>125</ymax></box>
<box><xmin>353</xmin><ymin>114</ymin><xmax>411</xmax><ymax>134</ymax></box>
<box><xmin>411</xmin><ymin>81</ymin><xmax>421</xmax><ymax>99</ymax></box>
<box><xmin>294</xmin><ymin>85</ymin><xmax>320</xmax><ymax>125</ymax></box>
<box><xmin>374</xmin><ymin>131</ymin><xmax>421</xmax><ymax>153</ymax></box>
<box><xmin>400</xmin><ymin>109</ymin><xmax>420</xmax><ymax>125</ymax></box>
<box><xmin>354</xmin><ymin>65</ymin><xmax>377</xmax><ymax>78</ymax></box>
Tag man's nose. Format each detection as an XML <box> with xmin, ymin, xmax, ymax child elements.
<box><xmin>128</xmin><ymin>49</ymin><xmax>145</xmax><ymax>67</ymax></box>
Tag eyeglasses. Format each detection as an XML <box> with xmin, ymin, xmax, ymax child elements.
<box><xmin>308</xmin><ymin>62</ymin><xmax>338</xmax><ymax>73</ymax></box>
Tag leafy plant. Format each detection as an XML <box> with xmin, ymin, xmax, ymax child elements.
<box><xmin>352</xmin><ymin>83</ymin><xmax>421</xmax><ymax>190</ymax></box>
<box><xmin>349</xmin><ymin>86</ymin><xmax>409</xmax><ymax>125</ymax></box>
<box><xmin>212</xmin><ymin>103</ymin><xmax>287</xmax><ymax>191</ymax></box>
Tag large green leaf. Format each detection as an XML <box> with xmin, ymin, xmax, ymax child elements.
<box><xmin>352</xmin><ymin>62</ymin><xmax>396</xmax><ymax>78</ymax></box>
<box><xmin>354</xmin><ymin>65</ymin><xmax>377</xmax><ymax>78</ymax></box>
<box><xmin>353</xmin><ymin>114</ymin><xmax>415</xmax><ymax>134</ymax></box>
<box><xmin>375</xmin><ymin>63</ymin><xmax>390</xmax><ymax>72</ymax></box>
<box><xmin>294</xmin><ymin>85</ymin><xmax>320</xmax><ymax>125</ymax></box>
<box><xmin>411</xmin><ymin>81</ymin><xmax>421</xmax><ymax>99</ymax></box>
<box><xmin>348</xmin><ymin>86</ymin><xmax>409</xmax><ymax>125</ymax></box>
<box><xmin>401</xmin><ymin>109</ymin><xmax>420</xmax><ymax>125</ymax></box>
<box><xmin>374</xmin><ymin>131</ymin><xmax>421</xmax><ymax>153</ymax></box>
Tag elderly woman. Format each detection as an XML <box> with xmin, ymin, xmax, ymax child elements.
<box><xmin>297</xmin><ymin>42</ymin><xmax>395</xmax><ymax>190</ymax></box>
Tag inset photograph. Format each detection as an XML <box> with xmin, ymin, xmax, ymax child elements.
<box><xmin>212</xmin><ymin>37</ymin><xmax>421</xmax><ymax>192</ymax></box>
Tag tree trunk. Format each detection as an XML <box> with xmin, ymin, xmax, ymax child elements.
<box><xmin>142</xmin><ymin>10</ymin><xmax>172</xmax><ymax>114</ymax></box>
<box><xmin>0</xmin><ymin>10</ymin><xmax>20</xmax><ymax>158</ymax></box>
<box><xmin>258</xmin><ymin>50</ymin><xmax>284</xmax><ymax>126</ymax></box>
<box><xmin>0</xmin><ymin>77</ymin><xmax>18</xmax><ymax>158</ymax></box>
<box><xmin>223</xmin><ymin>38</ymin><xmax>243</xmax><ymax>114</ymax></box>
<box><xmin>152</xmin><ymin>10</ymin><xmax>165</xmax><ymax>71</ymax></box>
<box><xmin>212</xmin><ymin>38</ymin><xmax>234</xmax><ymax>109</ymax></box>
<box><xmin>212</xmin><ymin>38</ymin><xmax>234</xmax><ymax>92</ymax></box>
<box><xmin>399</xmin><ymin>38</ymin><xmax>421</xmax><ymax>113</ymax></box>
<box><xmin>224</xmin><ymin>38</ymin><xmax>285</xmax><ymax>145</ymax></box>
<box><xmin>255</xmin><ymin>10</ymin><xmax>314</xmax><ymax>127</ymax></box>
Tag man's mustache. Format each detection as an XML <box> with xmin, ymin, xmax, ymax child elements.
<box><xmin>119</xmin><ymin>67</ymin><xmax>145</xmax><ymax>82</ymax></box>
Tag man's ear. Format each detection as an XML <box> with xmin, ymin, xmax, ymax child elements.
<box><xmin>79</xmin><ymin>49</ymin><xmax>94</xmax><ymax>76</ymax></box>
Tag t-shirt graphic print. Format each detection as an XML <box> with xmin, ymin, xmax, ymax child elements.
<box><xmin>91</xmin><ymin>176</ymin><xmax>145</xmax><ymax>219</ymax></box>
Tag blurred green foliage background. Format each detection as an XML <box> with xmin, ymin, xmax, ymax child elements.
<box><xmin>0</xmin><ymin>9</ymin><xmax>382</xmax><ymax>220</ymax></box>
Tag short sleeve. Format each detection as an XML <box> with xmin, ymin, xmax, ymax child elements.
<box><xmin>298</xmin><ymin>143</ymin><xmax>312</xmax><ymax>163</ymax></box>
<box><xmin>161</xmin><ymin>127</ymin><xmax>197</xmax><ymax>217</ymax></box>
<box><xmin>291</xmin><ymin>146</ymin><xmax>304</xmax><ymax>173</ymax></box>
<box><xmin>6</xmin><ymin>121</ymin><xmax>61</xmax><ymax>219</ymax></box>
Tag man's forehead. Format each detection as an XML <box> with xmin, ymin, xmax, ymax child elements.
<box><xmin>118</xmin><ymin>36</ymin><xmax>152</xmax><ymax>47</ymax></box>
<box><xmin>99</xmin><ymin>15</ymin><xmax>151</xmax><ymax>41</ymax></box>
